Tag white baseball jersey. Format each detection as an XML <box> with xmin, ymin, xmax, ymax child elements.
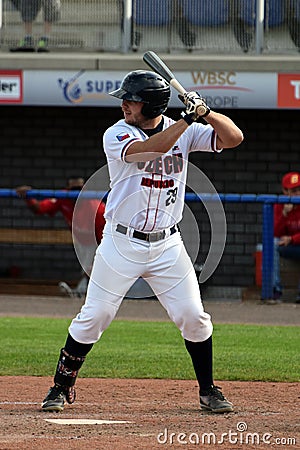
<box><xmin>103</xmin><ymin>115</ymin><xmax>222</xmax><ymax>232</ymax></box>
<box><xmin>69</xmin><ymin>115</ymin><xmax>220</xmax><ymax>345</ymax></box>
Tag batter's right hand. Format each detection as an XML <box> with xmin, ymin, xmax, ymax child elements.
<box><xmin>184</xmin><ymin>92</ymin><xmax>210</xmax><ymax>120</ymax></box>
<box><xmin>15</xmin><ymin>185</ymin><xmax>32</xmax><ymax>198</ymax></box>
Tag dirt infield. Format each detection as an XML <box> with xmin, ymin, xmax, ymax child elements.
<box><xmin>0</xmin><ymin>377</ymin><xmax>299</xmax><ymax>450</ymax></box>
<box><xmin>0</xmin><ymin>295</ymin><xmax>299</xmax><ymax>449</ymax></box>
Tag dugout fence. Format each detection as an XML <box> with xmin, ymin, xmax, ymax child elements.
<box><xmin>1</xmin><ymin>188</ymin><xmax>300</xmax><ymax>300</ymax></box>
<box><xmin>0</xmin><ymin>0</ymin><xmax>299</xmax><ymax>53</ymax></box>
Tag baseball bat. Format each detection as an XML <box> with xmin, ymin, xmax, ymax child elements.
<box><xmin>143</xmin><ymin>51</ymin><xmax>186</xmax><ymax>96</ymax></box>
<box><xmin>143</xmin><ymin>51</ymin><xmax>207</xmax><ymax>116</ymax></box>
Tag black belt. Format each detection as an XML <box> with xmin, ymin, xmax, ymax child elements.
<box><xmin>116</xmin><ymin>224</ymin><xmax>177</xmax><ymax>242</ymax></box>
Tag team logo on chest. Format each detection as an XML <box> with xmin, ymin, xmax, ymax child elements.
<box><xmin>137</xmin><ymin>153</ymin><xmax>183</xmax><ymax>175</ymax></box>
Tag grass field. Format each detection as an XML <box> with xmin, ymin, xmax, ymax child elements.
<box><xmin>0</xmin><ymin>317</ymin><xmax>299</xmax><ymax>382</ymax></box>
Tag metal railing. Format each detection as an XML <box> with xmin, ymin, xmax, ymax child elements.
<box><xmin>1</xmin><ymin>188</ymin><xmax>300</xmax><ymax>299</ymax></box>
<box><xmin>0</xmin><ymin>0</ymin><xmax>298</xmax><ymax>54</ymax></box>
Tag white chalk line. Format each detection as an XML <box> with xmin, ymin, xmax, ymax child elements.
<box><xmin>0</xmin><ymin>401</ymin><xmax>109</xmax><ymax>406</ymax></box>
<box><xmin>44</xmin><ymin>419</ymin><xmax>133</xmax><ymax>425</ymax></box>
<box><xmin>0</xmin><ymin>403</ymin><xmax>133</xmax><ymax>425</ymax></box>
<box><xmin>0</xmin><ymin>401</ymin><xmax>39</xmax><ymax>405</ymax></box>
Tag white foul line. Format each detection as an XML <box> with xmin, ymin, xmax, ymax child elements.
<box><xmin>44</xmin><ymin>419</ymin><xmax>133</xmax><ymax>425</ymax></box>
<box><xmin>0</xmin><ymin>401</ymin><xmax>39</xmax><ymax>405</ymax></box>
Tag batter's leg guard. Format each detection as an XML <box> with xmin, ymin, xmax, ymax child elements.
<box><xmin>54</xmin><ymin>348</ymin><xmax>86</xmax><ymax>404</ymax></box>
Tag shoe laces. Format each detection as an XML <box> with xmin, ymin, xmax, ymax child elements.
<box><xmin>206</xmin><ymin>385</ymin><xmax>225</xmax><ymax>400</ymax></box>
<box><xmin>48</xmin><ymin>385</ymin><xmax>64</xmax><ymax>399</ymax></box>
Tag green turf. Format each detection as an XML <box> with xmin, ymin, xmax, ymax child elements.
<box><xmin>0</xmin><ymin>317</ymin><xmax>299</xmax><ymax>382</ymax></box>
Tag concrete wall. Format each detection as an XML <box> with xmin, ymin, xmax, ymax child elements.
<box><xmin>0</xmin><ymin>105</ymin><xmax>299</xmax><ymax>287</ymax></box>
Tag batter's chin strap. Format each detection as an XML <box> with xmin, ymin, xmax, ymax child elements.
<box><xmin>54</xmin><ymin>348</ymin><xmax>86</xmax><ymax>404</ymax></box>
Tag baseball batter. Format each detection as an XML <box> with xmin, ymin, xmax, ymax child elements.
<box><xmin>41</xmin><ymin>70</ymin><xmax>243</xmax><ymax>413</ymax></box>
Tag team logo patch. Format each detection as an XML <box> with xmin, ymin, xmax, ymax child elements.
<box><xmin>116</xmin><ymin>133</ymin><xmax>130</xmax><ymax>142</ymax></box>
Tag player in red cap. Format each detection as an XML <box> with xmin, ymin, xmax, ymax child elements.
<box><xmin>273</xmin><ymin>172</ymin><xmax>300</xmax><ymax>303</ymax></box>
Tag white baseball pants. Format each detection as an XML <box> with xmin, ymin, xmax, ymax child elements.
<box><xmin>69</xmin><ymin>221</ymin><xmax>213</xmax><ymax>344</ymax></box>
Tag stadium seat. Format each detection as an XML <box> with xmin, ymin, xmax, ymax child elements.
<box><xmin>232</xmin><ymin>0</ymin><xmax>285</xmax><ymax>52</ymax></box>
<box><xmin>239</xmin><ymin>0</ymin><xmax>284</xmax><ymax>27</ymax></box>
<box><xmin>134</xmin><ymin>0</ymin><xmax>171</xmax><ymax>26</ymax></box>
<box><xmin>178</xmin><ymin>0</ymin><xmax>229</xmax><ymax>26</ymax></box>
<box><xmin>175</xmin><ymin>0</ymin><xmax>229</xmax><ymax>49</ymax></box>
<box><xmin>267</xmin><ymin>0</ymin><xmax>285</xmax><ymax>28</ymax></box>
<box><xmin>286</xmin><ymin>0</ymin><xmax>300</xmax><ymax>50</ymax></box>
<box><xmin>131</xmin><ymin>0</ymin><xmax>172</xmax><ymax>50</ymax></box>
<box><xmin>232</xmin><ymin>0</ymin><xmax>256</xmax><ymax>52</ymax></box>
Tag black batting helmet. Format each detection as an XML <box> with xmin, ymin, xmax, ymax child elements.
<box><xmin>109</xmin><ymin>70</ymin><xmax>171</xmax><ymax>118</ymax></box>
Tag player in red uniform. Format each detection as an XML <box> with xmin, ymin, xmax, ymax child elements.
<box><xmin>273</xmin><ymin>172</ymin><xmax>300</xmax><ymax>303</ymax></box>
<box><xmin>16</xmin><ymin>176</ymin><xmax>106</xmax><ymax>297</ymax></box>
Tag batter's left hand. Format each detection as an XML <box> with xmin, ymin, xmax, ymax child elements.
<box><xmin>183</xmin><ymin>93</ymin><xmax>210</xmax><ymax>121</ymax></box>
<box><xmin>178</xmin><ymin>91</ymin><xmax>201</xmax><ymax>105</ymax></box>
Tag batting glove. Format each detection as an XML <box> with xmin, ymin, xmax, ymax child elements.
<box><xmin>179</xmin><ymin>91</ymin><xmax>210</xmax><ymax>124</ymax></box>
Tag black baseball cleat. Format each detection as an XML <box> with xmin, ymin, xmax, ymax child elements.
<box><xmin>200</xmin><ymin>385</ymin><xmax>233</xmax><ymax>413</ymax></box>
<box><xmin>41</xmin><ymin>385</ymin><xmax>65</xmax><ymax>412</ymax></box>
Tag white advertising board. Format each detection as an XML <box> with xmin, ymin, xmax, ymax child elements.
<box><xmin>0</xmin><ymin>69</ymin><xmax>298</xmax><ymax>109</ymax></box>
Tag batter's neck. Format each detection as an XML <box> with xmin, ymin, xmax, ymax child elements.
<box><xmin>140</xmin><ymin>117</ymin><xmax>164</xmax><ymax>137</ymax></box>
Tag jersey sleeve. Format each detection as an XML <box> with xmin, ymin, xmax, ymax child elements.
<box><xmin>103</xmin><ymin>121</ymin><xmax>143</xmax><ymax>163</ymax></box>
<box><xmin>187</xmin><ymin>122</ymin><xmax>222</xmax><ymax>154</ymax></box>
<box><xmin>291</xmin><ymin>232</ymin><xmax>300</xmax><ymax>245</ymax></box>
<box><xmin>27</xmin><ymin>198</ymin><xmax>59</xmax><ymax>216</ymax></box>
<box><xmin>274</xmin><ymin>203</ymin><xmax>300</xmax><ymax>244</ymax></box>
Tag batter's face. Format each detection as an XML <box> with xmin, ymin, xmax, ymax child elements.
<box><xmin>122</xmin><ymin>100</ymin><xmax>157</xmax><ymax>129</ymax></box>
